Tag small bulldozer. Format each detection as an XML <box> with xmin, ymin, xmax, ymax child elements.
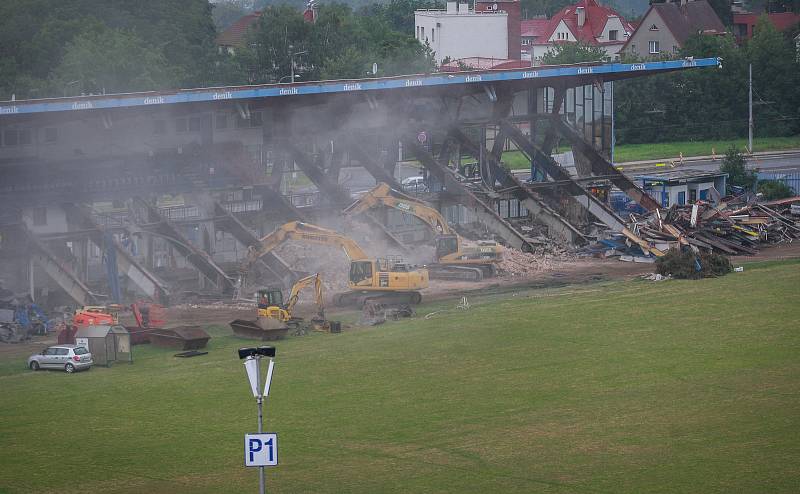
<box><xmin>230</xmin><ymin>273</ymin><xmax>340</xmax><ymax>340</ymax></box>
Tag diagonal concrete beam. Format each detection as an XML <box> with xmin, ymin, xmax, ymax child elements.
<box><xmin>20</xmin><ymin>225</ymin><xmax>99</xmax><ymax>306</ymax></box>
<box><xmin>344</xmin><ymin>137</ymin><xmax>403</xmax><ymax>191</ymax></box>
<box><xmin>449</xmin><ymin>128</ymin><xmax>586</xmax><ymax>245</ymax></box>
<box><xmin>135</xmin><ymin>199</ymin><xmax>235</xmax><ymax>293</ymax></box>
<box><xmin>500</xmin><ymin>120</ymin><xmax>627</xmax><ymax>232</ymax></box>
<box><xmin>553</xmin><ymin>118</ymin><xmax>661</xmax><ymax>212</ymax></box>
<box><xmin>281</xmin><ymin>140</ymin><xmax>352</xmax><ymax>205</ymax></box>
<box><xmin>213</xmin><ymin>201</ymin><xmax>297</xmax><ymax>288</ymax></box>
<box><xmin>405</xmin><ymin>137</ymin><xmax>535</xmax><ymax>252</ymax></box>
<box><xmin>64</xmin><ymin>204</ymin><xmax>170</xmax><ymax>304</ymax></box>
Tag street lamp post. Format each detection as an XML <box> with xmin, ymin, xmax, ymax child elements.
<box><xmin>239</xmin><ymin>346</ymin><xmax>278</xmax><ymax>494</ymax></box>
<box><xmin>289</xmin><ymin>48</ymin><xmax>308</xmax><ymax>84</ymax></box>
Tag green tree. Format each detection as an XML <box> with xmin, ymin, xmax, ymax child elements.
<box><xmin>541</xmin><ymin>42</ymin><xmax>608</xmax><ymax>64</ymax></box>
<box><xmin>239</xmin><ymin>5</ymin><xmax>312</xmax><ymax>83</ymax></box>
<box><xmin>757</xmin><ymin>180</ymin><xmax>794</xmax><ymax>200</ymax></box>
<box><xmin>745</xmin><ymin>16</ymin><xmax>800</xmax><ymax>137</ymax></box>
<box><xmin>720</xmin><ymin>146</ymin><xmax>756</xmax><ymax>191</ymax></box>
<box><xmin>51</xmin><ymin>27</ymin><xmax>175</xmax><ymax>95</ymax></box>
<box><xmin>212</xmin><ymin>0</ymin><xmax>252</xmax><ymax>31</ymax></box>
<box><xmin>240</xmin><ymin>3</ymin><xmax>434</xmax><ymax>83</ymax></box>
<box><xmin>0</xmin><ymin>0</ymin><xmax>219</xmax><ymax>99</ymax></box>
<box><xmin>361</xmin><ymin>0</ymin><xmax>443</xmax><ymax>33</ymax></box>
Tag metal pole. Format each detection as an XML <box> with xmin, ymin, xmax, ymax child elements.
<box><xmin>256</xmin><ymin>358</ymin><xmax>265</xmax><ymax>494</ymax></box>
<box><xmin>290</xmin><ymin>54</ymin><xmax>295</xmax><ymax>84</ymax></box>
<box><xmin>748</xmin><ymin>63</ymin><xmax>753</xmax><ymax>153</ymax></box>
<box><xmin>29</xmin><ymin>258</ymin><xmax>35</xmax><ymax>302</ymax></box>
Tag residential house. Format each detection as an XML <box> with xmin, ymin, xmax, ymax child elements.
<box><xmin>521</xmin><ymin>17</ymin><xmax>550</xmax><ymax>59</ymax></box>
<box><xmin>527</xmin><ymin>0</ymin><xmax>636</xmax><ymax>62</ymax></box>
<box><xmin>621</xmin><ymin>0</ymin><xmax>725</xmax><ymax>59</ymax></box>
<box><xmin>216</xmin><ymin>10</ymin><xmax>263</xmax><ymax>55</ymax></box>
<box><xmin>216</xmin><ymin>2</ymin><xmax>317</xmax><ymax>55</ymax></box>
<box><xmin>732</xmin><ymin>12</ymin><xmax>800</xmax><ymax>43</ymax></box>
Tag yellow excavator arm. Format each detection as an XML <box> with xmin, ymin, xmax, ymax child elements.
<box><xmin>344</xmin><ymin>183</ymin><xmax>503</xmax><ymax>275</ymax></box>
<box><xmin>344</xmin><ymin>183</ymin><xmax>453</xmax><ymax>235</ymax></box>
<box><xmin>244</xmin><ymin>221</ymin><xmax>369</xmax><ymax>272</ymax></box>
<box><xmin>285</xmin><ymin>273</ymin><xmax>325</xmax><ymax>318</ymax></box>
<box><xmin>242</xmin><ymin>219</ymin><xmax>428</xmax><ymax>303</ymax></box>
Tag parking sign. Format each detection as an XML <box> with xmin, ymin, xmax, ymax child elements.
<box><xmin>244</xmin><ymin>433</ymin><xmax>278</xmax><ymax>467</ymax></box>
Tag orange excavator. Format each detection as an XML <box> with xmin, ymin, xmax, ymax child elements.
<box><xmin>72</xmin><ymin>305</ymin><xmax>121</xmax><ymax>328</ymax></box>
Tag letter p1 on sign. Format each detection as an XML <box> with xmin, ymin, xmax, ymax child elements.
<box><xmin>244</xmin><ymin>433</ymin><xmax>278</xmax><ymax>467</ymax></box>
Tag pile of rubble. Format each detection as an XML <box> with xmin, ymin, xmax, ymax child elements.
<box><xmin>498</xmin><ymin>248</ymin><xmax>573</xmax><ymax>277</ymax></box>
<box><xmin>587</xmin><ymin>196</ymin><xmax>800</xmax><ymax>260</ymax></box>
<box><xmin>637</xmin><ymin>196</ymin><xmax>799</xmax><ymax>255</ymax></box>
<box><xmin>275</xmin><ymin>242</ymin><xmax>351</xmax><ymax>292</ymax></box>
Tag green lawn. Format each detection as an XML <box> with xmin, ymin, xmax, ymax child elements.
<box><xmin>502</xmin><ymin>136</ymin><xmax>800</xmax><ymax>169</ymax></box>
<box><xmin>2</xmin><ymin>260</ymin><xmax>799</xmax><ymax>493</ymax></box>
<box><xmin>613</xmin><ymin>136</ymin><xmax>800</xmax><ymax>163</ymax></box>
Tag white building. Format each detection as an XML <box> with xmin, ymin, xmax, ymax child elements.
<box><xmin>415</xmin><ymin>2</ymin><xmax>509</xmax><ymax>64</ymax></box>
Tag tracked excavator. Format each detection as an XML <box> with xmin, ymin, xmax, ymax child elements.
<box><xmin>343</xmin><ymin>183</ymin><xmax>503</xmax><ymax>281</ymax></box>
<box><xmin>230</xmin><ymin>273</ymin><xmax>340</xmax><ymax>340</ymax></box>
<box><xmin>241</xmin><ymin>221</ymin><xmax>428</xmax><ymax>307</ymax></box>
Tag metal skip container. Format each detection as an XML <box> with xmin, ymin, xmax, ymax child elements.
<box><xmin>148</xmin><ymin>326</ymin><xmax>211</xmax><ymax>351</ymax></box>
<box><xmin>229</xmin><ymin>318</ymin><xmax>289</xmax><ymax>341</ymax></box>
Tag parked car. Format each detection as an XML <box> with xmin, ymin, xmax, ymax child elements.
<box><xmin>28</xmin><ymin>345</ymin><xmax>93</xmax><ymax>373</ymax></box>
<box><xmin>401</xmin><ymin>176</ymin><xmax>427</xmax><ymax>193</ymax></box>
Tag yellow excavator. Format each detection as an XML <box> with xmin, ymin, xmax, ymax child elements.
<box><xmin>343</xmin><ymin>183</ymin><xmax>503</xmax><ymax>281</ymax></box>
<box><xmin>230</xmin><ymin>273</ymin><xmax>339</xmax><ymax>340</ymax></box>
<box><xmin>241</xmin><ymin>221</ymin><xmax>428</xmax><ymax>306</ymax></box>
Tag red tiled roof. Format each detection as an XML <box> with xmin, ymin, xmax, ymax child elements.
<box><xmin>216</xmin><ymin>10</ymin><xmax>262</xmax><ymax>47</ymax></box>
<box><xmin>537</xmin><ymin>0</ymin><xmax>635</xmax><ymax>46</ymax></box>
<box><xmin>521</xmin><ymin>18</ymin><xmax>550</xmax><ymax>38</ymax></box>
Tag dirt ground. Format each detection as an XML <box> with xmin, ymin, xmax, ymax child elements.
<box><xmin>3</xmin><ymin>242</ymin><xmax>798</xmax><ymax>361</ymax></box>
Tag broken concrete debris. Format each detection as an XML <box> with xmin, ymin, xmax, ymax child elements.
<box><xmin>583</xmin><ymin>196</ymin><xmax>799</xmax><ymax>261</ymax></box>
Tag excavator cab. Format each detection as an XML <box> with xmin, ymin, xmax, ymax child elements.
<box><xmin>257</xmin><ymin>288</ymin><xmax>284</xmax><ymax>309</ymax></box>
<box><xmin>435</xmin><ymin>234</ymin><xmax>460</xmax><ymax>259</ymax></box>
<box><xmin>349</xmin><ymin>261</ymin><xmax>373</xmax><ymax>285</ymax></box>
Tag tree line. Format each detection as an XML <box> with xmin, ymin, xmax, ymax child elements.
<box><xmin>0</xmin><ymin>0</ymin><xmax>438</xmax><ymax>100</ymax></box>
<box><xmin>614</xmin><ymin>17</ymin><xmax>800</xmax><ymax>144</ymax></box>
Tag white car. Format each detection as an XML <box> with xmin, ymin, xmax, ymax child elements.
<box><xmin>401</xmin><ymin>176</ymin><xmax>427</xmax><ymax>192</ymax></box>
<box><xmin>28</xmin><ymin>345</ymin><xmax>93</xmax><ymax>373</ymax></box>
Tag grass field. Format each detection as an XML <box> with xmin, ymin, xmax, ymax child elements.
<box><xmin>2</xmin><ymin>260</ymin><xmax>799</xmax><ymax>493</ymax></box>
<box><xmin>501</xmin><ymin>136</ymin><xmax>800</xmax><ymax>169</ymax></box>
